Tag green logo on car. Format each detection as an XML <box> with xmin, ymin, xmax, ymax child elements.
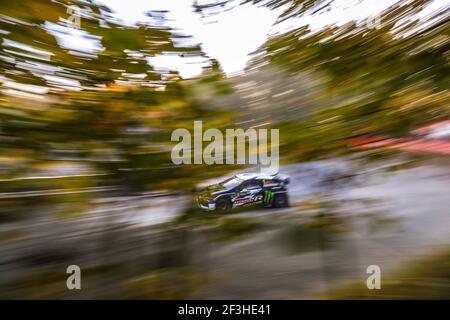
<box><xmin>264</xmin><ymin>191</ymin><xmax>274</xmax><ymax>204</ymax></box>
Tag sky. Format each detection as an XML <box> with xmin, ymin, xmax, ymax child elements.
<box><xmin>94</xmin><ymin>0</ymin><xmax>282</xmax><ymax>77</ymax></box>
<box><xmin>48</xmin><ymin>0</ymin><xmax>448</xmax><ymax>78</ymax></box>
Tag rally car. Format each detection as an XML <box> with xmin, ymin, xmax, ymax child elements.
<box><xmin>197</xmin><ymin>173</ymin><xmax>290</xmax><ymax>211</ymax></box>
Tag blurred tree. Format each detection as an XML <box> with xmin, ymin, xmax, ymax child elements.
<box><xmin>0</xmin><ymin>0</ymin><xmax>236</xmax><ymax>194</ymax></box>
<box><xmin>252</xmin><ymin>0</ymin><xmax>450</xmax><ymax>160</ymax></box>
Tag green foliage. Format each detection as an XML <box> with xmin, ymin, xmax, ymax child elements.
<box><xmin>255</xmin><ymin>0</ymin><xmax>449</xmax><ymax>161</ymax></box>
<box><xmin>0</xmin><ymin>0</ymin><xmax>236</xmax><ymax>196</ymax></box>
<box><xmin>323</xmin><ymin>246</ymin><xmax>450</xmax><ymax>299</ymax></box>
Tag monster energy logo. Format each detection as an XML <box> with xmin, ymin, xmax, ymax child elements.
<box><xmin>264</xmin><ymin>191</ymin><xmax>274</xmax><ymax>204</ymax></box>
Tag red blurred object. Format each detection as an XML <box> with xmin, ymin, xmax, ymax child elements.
<box><xmin>412</xmin><ymin>120</ymin><xmax>450</xmax><ymax>136</ymax></box>
<box><xmin>349</xmin><ymin>121</ymin><xmax>450</xmax><ymax>155</ymax></box>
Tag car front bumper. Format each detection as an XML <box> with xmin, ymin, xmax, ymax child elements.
<box><xmin>197</xmin><ymin>201</ymin><xmax>215</xmax><ymax>211</ymax></box>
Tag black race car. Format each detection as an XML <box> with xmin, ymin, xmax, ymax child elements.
<box><xmin>197</xmin><ymin>173</ymin><xmax>290</xmax><ymax>211</ymax></box>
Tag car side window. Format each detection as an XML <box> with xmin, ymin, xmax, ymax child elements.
<box><xmin>238</xmin><ymin>181</ymin><xmax>249</xmax><ymax>190</ymax></box>
<box><xmin>262</xmin><ymin>179</ymin><xmax>278</xmax><ymax>187</ymax></box>
<box><xmin>255</xmin><ymin>179</ymin><xmax>264</xmax><ymax>188</ymax></box>
<box><xmin>243</xmin><ymin>179</ymin><xmax>261</xmax><ymax>190</ymax></box>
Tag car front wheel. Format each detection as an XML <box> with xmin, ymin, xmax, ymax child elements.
<box><xmin>216</xmin><ymin>198</ymin><xmax>232</xmax><ymax>211</ymax></box>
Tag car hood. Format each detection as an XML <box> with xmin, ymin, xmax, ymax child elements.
<box><xmin>198</xmin><ymin>184</ymin><xmax>231</xmax><ymax>199</ymax></box>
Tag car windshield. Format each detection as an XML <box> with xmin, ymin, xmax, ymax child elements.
<box><xmin>220</xmin><ymin>177</ymin><xmax>242</xmax><ymax>189</ymax></box>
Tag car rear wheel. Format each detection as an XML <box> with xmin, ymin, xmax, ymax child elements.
<box><xmin>216</xmin><ymin>198</ymin><xmax>232</xmax><ymax>211</ymax></box>
<box><xmin>273</xmin><ymin>193</ymin><xmax>289</xmax><ymax>208</ymax></box>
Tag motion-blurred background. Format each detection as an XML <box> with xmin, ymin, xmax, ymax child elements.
<box><xmin>0</xmin><ymin>0</ymin><xmax>449</xmax><ymax>299</ymax></box>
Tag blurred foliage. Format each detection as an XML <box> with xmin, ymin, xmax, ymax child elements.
<box><xmin>244</xmin><ymin>0</ymin><xmax>335</xmax><ymax>21</ymax></box>
<box><xmin>0</xmin><ymin>0</ymin><xmax>449</xmax><ymax>299</ymax></box>
<box><xmin>323</xmin><ymin>245</ymin><xmax>450</xmax><ymax>299</ymax></box>
<box><xmin>205</xmin><ymin>0</ymin><xmax>449</xmax><ymax>164</ymax></box>
<box><xmin>6</xmin><ymin>263</ymin><xmax>210</xmax><ymax>299</ymax></box>
<box><xmin>1</xmin><ymin>0</ymin><xmax>448</xmax><ymax>193</ymax></box>
<box><xmin>125</xmin><ymin>267</ymin><xmax>210</xmax><ymax>299</ymax></box>
<box><xmin>0</xmin><ymin>0</ymin><xmax>238</xmax><ymax>200</ymax></box>
<box><xmin>257</xmin><ymin>0</ymin><xmax>449</xmax><ymax>161</ymax></box>
<box><xmin>211</xmin><ymin>217</ymin><xmax>264</xmax><ymax>241</ymax></box>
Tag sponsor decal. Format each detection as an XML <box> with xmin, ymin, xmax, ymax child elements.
<box><xmin>263</xmin><ymin>190</ymin><xmax>274</xmax><ymax>204</ymax></box>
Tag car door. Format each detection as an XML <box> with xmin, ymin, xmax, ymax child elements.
<box><xmin>234</xmin><ymin>179</ymin><xmax>263</xmax><ymax>206</ymax></box>
<box><xmin>248</xmin><ymin>179</ymin><xmax>264</xmax><ymax>204</ymax></box>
